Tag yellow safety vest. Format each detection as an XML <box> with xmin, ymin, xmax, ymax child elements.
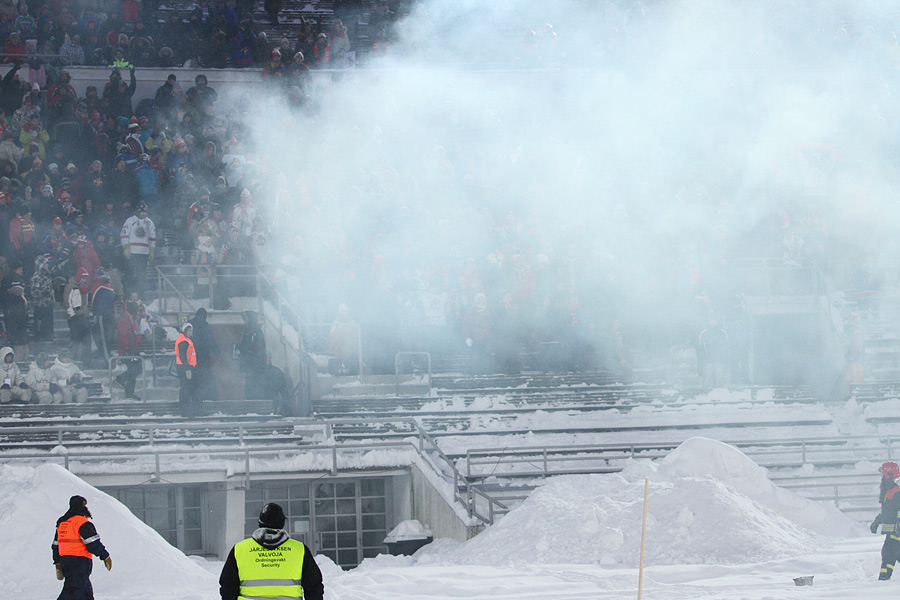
<box><xmin>235</xmin><ymin>537</ymin><xmax>305</xmax><ymax>600</ymax></box>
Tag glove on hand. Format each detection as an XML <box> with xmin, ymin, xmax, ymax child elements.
<box><xmin>149</xmin><ymin>249</ymin><xmax>155</xmax><ymax>261</ymax></box>
<box><xmin>103</xmin><ymin>556</ymin><xmax>112</xmax><ymax>571</ymax></box>
<box><xmin>55</xmin><ymin>564</ymin><xmax>64</xmax><ymax>580</ymax></box>
<box><xmin>49</xmin><ymin>383</ymin><xmax>61</xmax><ymax>394</ymax></box>
<box><xmin>465</xmin><ymin>338</ymin><xmax>473</xmax><ymax>347</ymax></box>
<box><xmin>185</xmin><ymin>370</ymin><xmax>192</xmax><ymax>380</ymax></box>
<box><xmin>123</xmin><ymin>247</ymin><xmax>131</xmax><ymax>259</ymax></box>
<box><xmin>871</xmin><ymin>518</ymin><xmax>881</xmax><ymax>534</ymax></box>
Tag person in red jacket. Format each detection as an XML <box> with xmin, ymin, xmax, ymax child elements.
<box><xmin>114</xmin><ymin>301</ymin><xmax>142</xmax><ymax>400</ymax></box>
<box><xmin>872</xmin><ymin>462</ymin><xmax>900</xmax><ymax>580</ymax></box>
<box><xmin>52</xmin><ymin>495</ymin><xmax>111</xmax><ymax>600</ymax></box>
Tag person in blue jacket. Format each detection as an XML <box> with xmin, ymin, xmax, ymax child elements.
<box><xmin>52</xmin><ymin>495</ymin><xmax>112</xmax><ymax>600</ymax></box>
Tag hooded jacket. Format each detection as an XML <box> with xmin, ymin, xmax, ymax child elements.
<box><xmin>50</xmin><ymin>357</ymin><xmax>86</xmax><ymax>387</ymax></box>
<box><xmin>238</xmin><ymin>310</ymin><xmax>265</xmax><ymax>371</ymax></box>
<box><xmin>25</xmin><ymin>359</ymin><xmax>52</xmax><ymax>392</ymax></box>
<box><xmin>218</xmin><ymin>527</ymin><xmax>323</xmax><ymax>600</ymax></box>
<box><xmin>0</xmin><ymin>346</ymin><xmax>23</xmax><ymax>386</ymax></box>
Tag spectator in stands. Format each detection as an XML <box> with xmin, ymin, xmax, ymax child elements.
<box><xmin>59</xmin><ymin>34</ymin><xmax>85</xmax><ymax>66</ymax></box>
<box><xmin>26</xmin><ymin>351</ymin><xmax>59</xmax><ymax>404</ymax></box>
<box><xmin>264</xmin><ymin>0</ymin><xmax>282</xmax><ymax>25</ymax></box>
<box><xmin>844</xmin><ymin>309</ymin><xmax>865</xmax><ymax>392</ymax></box>
<box><xmin>310</xmin><ymin>33</ymin><xmax>329</xmax><ymax>68</ymax></box>
<box><xmin>185</xmin><ymin>74</ymin><xmax>218</xmax><ymax>109</ymax></box>
<box><xmin>463</xmin><ymin>292</ymin><xmax>493</xmax><ymax>374</ymax></box>
<box><xmin>2</xmin><ymin>262</ymin><xmax>27</xmax><ymax>359</ymax></box>
<box><xmin>0</xmin><ymin>346</ymin><xmax>30</xmax><ymax>403</ymax></box>
<box><xmin>176</xmin><ymin>321</ymin><xmax>200</xmax><ymax>416</ymax></box>
<box><xmin>120</xmin><ymin>201</ymin><xmax>155</xmax><ymax>296</ymax></box>
<box><xmin>238</xmin><ymin>310</ymin><xmax>266</xmax><ymax>399</ymax></box>
<box><xmin>697</xmin><ymin>315</ymin><xmax>729</xmax><ymax>388</ymax></box>
<box><xmin>261</xmin><ymin>48</ymin><xmax>286</xmax><ymax>83</ymax></box>
<box><xmin>154</xmin><ymin>74</ymin><xmax>180</xmax><ymax>117</ymax></box>
<box><xmin>329</xmin><ymin>20</ymin><xmax>350</xmax><ymax>66</ymax></box>
<box><xmin>190</xmin><ymin>307</ymin><xmax>220</xmax><ymax>402</ymax></box>
<box><xmin>90</xmin><ymin>273</ymin><xmax>116</xmax><ymax>367</ymax></box>
<box><xmin>114</xmin><ymin>301</ymin><xmax>142</xmax><ymax>401</ymax></box>
<box><xmin>230</xmin><ymin>22</ymin><xmax>256</xmax><ymax>68</ymax></box>
<box><xmin>50</xmin><ymin>348</ymin><xmax>89</xmax><ymax>404</ymax></box>
<box><xmin>261</xmin><ymin>352</ymin><xmax>291</xmax><ymax>415</ymax></box>
<box><xmin>101</xmin><ymin>66</ymin><xmax>137</xmax><ymax>121</ymax></box>
<box><xmin>14</xmin><ymin>4</ymin><xmax>35</xmax><ymax>39</ymax></box>
<box><xmin>63</xmin><ymin>267</ymin><xmax>91</xmax><ymax>365</ymax></box>
<box><xmin>29</xmin><ymin>253</ymin><xmax>53</xmax><ymax>342</ymax></box>
<box><xmin>326</xmin><ymin>303</ymin><xmax>360</xmax><ymax>376</ymax></box>
<box><xmin>9</xmin><ymin>202</ymin><xmax>37</xmax><ymax>271</ymax></box>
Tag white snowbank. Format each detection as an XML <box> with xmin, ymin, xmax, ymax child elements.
<box><xmin>0</xmin><ymin>463</ymin><xmax>218</xmax><ymax>600</ymax></box>
<box><xmin>417</xmin><ymin>437</ymin><xmax>862</xmax><ymax>568</ymax></box>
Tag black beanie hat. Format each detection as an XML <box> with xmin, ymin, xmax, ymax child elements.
<box><xmin>69</xmin><ymin>495</ymin><xmax>86</xmax><ymax>510</ymax></box>
<box><xmin>258</xmin><ymin>503</ymin><xmax>286</xmax><ymax>529</ymax></box>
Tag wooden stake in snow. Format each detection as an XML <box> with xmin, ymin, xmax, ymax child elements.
<box><xmin>638</xmin><ymin>477</ymin><xmax>649</xmax><ymax>600</ymax></box>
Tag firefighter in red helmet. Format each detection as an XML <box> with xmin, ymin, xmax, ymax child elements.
<box><xmin>872</xmin><ymin>461</ymin><xmax>900</xmax><ymax>580</ymax></box>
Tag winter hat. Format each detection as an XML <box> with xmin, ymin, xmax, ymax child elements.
<box><xmin>258</xmin><ymin>503</ymin><xmax>286</xmax><ymax>529</ymax></box>
<box><xmin>69</xmin><ymin>495</ymin><xmax>86</xmax><ymax>510</ymax></box>
<box><xmin>181</xmin><ymin>322</ymin><xmax>193</xmax><ymax>333</ymax></box>
<box><xmin>53</xmin><ymin>217</ymin><xmax>61</xmax><ymax>225</ymax></box>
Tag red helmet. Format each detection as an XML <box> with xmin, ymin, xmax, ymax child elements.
<box><xmin>881</xmin><ymin>462</ymin><xmax>900</xmax><ymax>479</ymax></box>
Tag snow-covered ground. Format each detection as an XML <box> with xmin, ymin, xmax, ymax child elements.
<box><xmin>5</xmin><ymin>437</ymin><xmax>896</xmax><ymax>599</ymax></box>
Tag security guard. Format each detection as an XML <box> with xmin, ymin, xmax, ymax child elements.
<box><xmin>52</xmin><ymin>495</ymin><xmax>112</xmax><ymax>600</ymax></box>
<box><xmin>219</xmin><ymin>503</ymin><xmax>324</xmax><ymax>600</ymax></box>
<box><xmin>871</xmin><ymin>461</ymin><xmax>900</xmax><ymax>580</ymax></box>
<box><xmin>175</xmin><ymin>322</ymin><xmax>198</xmax><ymax>416</ymax></box>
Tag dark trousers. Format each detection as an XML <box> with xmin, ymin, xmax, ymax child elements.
<box><xmin>194</xmin><ymin>363</ymin><xmax>219</xmax><ymax>401</ymax></box>
<box><xmin>116</xmin><ymin>356</ymin><xmax>142</xmax><ymax>398</ymax></box>
<box><xmin>34</xmin><ymin>304</ymin><xmax>54</xmax><ymax>341</ymax></box>
<box><xmin>57</xmin><ymin>555</ymin><xmax>93</xmax><ymax>600</ymax></box>
<box><xmin>881</xmin><ymin>534</ymin><xmax>900</xmax><ymax>579</ymax></box>
<box><xmin>179</xmin><ymin>367</ymin><xmax>199</xmax><ymax>415</ymax></box>
<box><xmin>68</xmin><ymin>315</ymin><xmax>92</xmax><ymax>365</ymax></box>
<box><xmin>128</xmin><ymin>253</ymin><xmax>150</xmax><ymax>297</ymax></box>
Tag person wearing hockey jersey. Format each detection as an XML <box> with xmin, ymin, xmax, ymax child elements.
<box><xmin>120</xmin><ymin>201</ymin><xmax>155</xmax><ymax>296</ymax></box>
<box><xmin>872</xmin><ymin>461</ymin><xmax>900</xmax><ymax>580</ymax></box>
<box><xmin>52</xmin><ymin>495</ymin><xmax>112</xmax><ymax>600</ymax></box>
<box><xmin>219</xmin><ymin>502</ymin><xmax>323</xmax><ymax>600</ymax></box>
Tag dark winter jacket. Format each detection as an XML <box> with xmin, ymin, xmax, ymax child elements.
<box><xmin>218</xmin><ymin>527</ymin><xmax>323</xmax><ymax>600</ymax></box>
<box><xmin>878</xmin><ymin>481</ymin><xmax>900</xmax><ymax>535</ymax></box>
<box><xmin>191</xmin><ymin>307</ymin><xmax>220</xmax><ymax>367</ymax></box>
<box><xmin>238</xmin><ymin>310</ymin><xmax>266</xmax><ymax>372</ymax></box>
<box><xmin>52</xmin><ymin>506</ymin><xmax>109</xmax><ymax>563</ymax></box>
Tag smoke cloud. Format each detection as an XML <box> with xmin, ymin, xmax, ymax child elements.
<box><xmin>233</xmin><ymin>0</ymin><xmax>900</xmax><ymax>374</ymax></box>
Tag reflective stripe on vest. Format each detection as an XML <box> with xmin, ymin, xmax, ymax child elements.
<box><xmin>175</xmin><ymin>333</ymin><xmax>196</xmax><ymax>366</ymax></box>
<box><xmin>57</xmin><ymin>515</ymin><xmax>93</xmax><ymax>558</ymax></box>
<box><xmin>235</xmin><ymin>537</ymin><xmax>305</xmax><ymax>600</ymax></box>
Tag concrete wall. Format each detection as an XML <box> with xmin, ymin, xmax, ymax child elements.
<box><xmin>409</xmin><ymin>463</ymin><xmax>479</xmax><ymax>542</ymax></box>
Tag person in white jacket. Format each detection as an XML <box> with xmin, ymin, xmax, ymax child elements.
<box><xmin>120</xmin><ymin>202</ymin><xmax>156</xmax><ymax>297</ymax></box>
<box><xmin>50</xmin><ymin>348</ymin><xmax>89</xmax><ymax>404</ymax></box>
<box><xmin>0</xmin><ymin>346</ymin><xmax>31</xmax><ymax>403</ymax></box>
<box><xmin>25</xmin><ymin>352</ymin><xmax>60</xmax><ymax>404</ymax></box>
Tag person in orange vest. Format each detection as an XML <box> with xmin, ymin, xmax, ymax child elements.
<box><xmin>52</xmin><ymin>495</ymin><xmax>111</xmax><ymax>600</ymax></box>
<box><xmin>176</xmin><ymin>321</ymin><xmax>199</xmax><ymax>416</ymax></box>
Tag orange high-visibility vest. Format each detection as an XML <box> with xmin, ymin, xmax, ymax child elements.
<box><xmin>57</xmin><ymin>515</ymin><xmax>93</xmax><ymax>558</ymax></box>
<box><xmin>175</xmin><ymin>333</ymin><xmax>197</xmax><ymax>367</ymax></box>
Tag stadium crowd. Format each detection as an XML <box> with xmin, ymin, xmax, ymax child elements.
<box><xmin>0</xmin><ymin>1</ymin><xmax>880</xmax><ymax>404</ymax></box>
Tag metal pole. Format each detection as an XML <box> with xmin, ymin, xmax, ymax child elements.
<box><xmin>638</xmin><ymin>477</ymin><xmax>649</xmax><ymax>600</ymax></box>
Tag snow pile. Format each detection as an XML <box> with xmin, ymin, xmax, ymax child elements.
<box><xmin>0</xmin><ymin>463</ymin><xmax>218</xmax><ymax>600</ymax></box>
<box><xmin>651</xmin><ymin>437</ymin><xmax>861</xmax><ymax>538</ymax></box>
<box><xmin>419</xmin><ymin>437</ymin><xmax>859</xmax><ymax>568</ymax></box>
